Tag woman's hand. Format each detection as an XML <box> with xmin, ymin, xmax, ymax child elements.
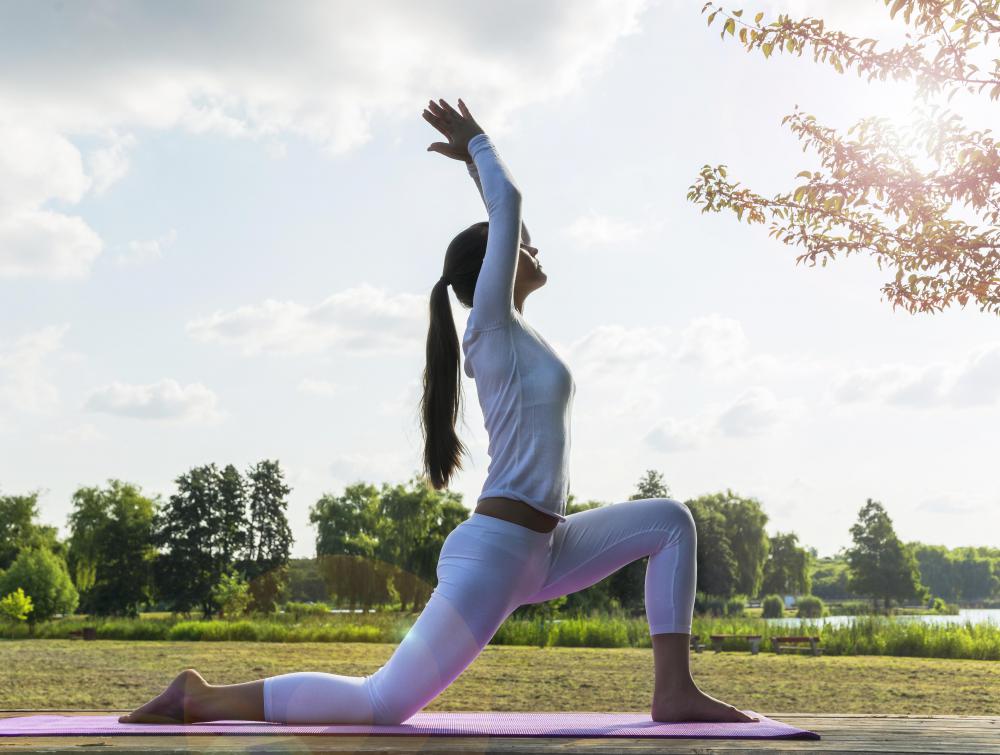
<box><xmin>423</xmin><ymin>98</ymin><xmax>485</xmax><ymax>162</ymax></box>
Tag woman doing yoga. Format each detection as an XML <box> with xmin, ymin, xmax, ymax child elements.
<box><xmin>119</xmin><ymin>98</ymin><xmax>757</xmax><ymax>727</ymax></box>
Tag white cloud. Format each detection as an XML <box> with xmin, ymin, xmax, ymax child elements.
<box><xmin>84</xmin><ymin>378</ymin><xmax>222</xmax><ymax>422</ymax></box>
<box><xmin>573</xmin><ymin>324</ymin><xmax>671</xmax><ymax>370</ymax></box>
<box><xmin>949</xmin><ymin>343</ymin><xmax>1000</xmax><ymax>407</ymax></box>
<box><xmin>673</xmin><ymin>313</ymin><xmax>750</xmax><ymax>370</ymax></box>
<box><xmin>827</xmin><ymin>343</ymin><xmax>1000</xmax><ymax>409</ymax></box>
<box><xmin>117</xmin><ymin>228</ymin><xmax>177</xmax><ymax>265</ymax></box>
<box><xmin>0</xmin><ymin>124</ymin><xmax>90</xmax><ymax>212</ymax></box>
<box><xmin>0</xmin><ymin>207</ymin><xmax>103</xmax><ymax>279</ymax></box>
<box><xmin>186</xmin><ymin>284</ymin><xmax>426</xmax><ymax>357</ymax></box>
<box><xmin>86</xmin><ymin>132</ymin><xmax>136</xmax><ymax>195</ymax></box>
<box><xmin>886</xmin><ymin>363</ymin><xmax>949</xmax><ymax>407</ymax></box>
<box><xmin>0</xmin><ymin>123</ymin><xmax>104</xmax><ymax>278</ymax></box>
<box><xmin>640</xmin><ymin>385</ymin><xmax>806</xmax><ymax>451</ymax></box>
<box><xmin>0</xmin><ymin>324</ymin><xmax>71</xmax><ymax>413</ymax></box>
<box><xmin>715</xmin><ymin>386</ymin><xmax>801</xmax><ymax>437</ymax></box>
<box><xmin>644</xmin><ymin>415</ymin><xmax>706</xmax><ymax>452</ymax></box>
<box><xmin>1</xmin><ymin>0</ymin><xmax>653</xmax><ymax>277</ymax></box>
<box><xmin>915</xmin><ymin>493</ymin><xmax>985</xmax><ymax>516</ymax></box>
<box><xmin>563</xmin><ymin>210</ymin><xmax>647</xmax><ymax>248</ymax></box>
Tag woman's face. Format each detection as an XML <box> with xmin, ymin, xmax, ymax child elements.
<box><xmin>515</xmin><ymin>241</ymin><xmax>546</xmax><ymax>289</ymax></box>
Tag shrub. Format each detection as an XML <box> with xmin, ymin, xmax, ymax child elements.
<box><xmin>0</xmin><ymin>588</ymin><xmax>33</xmax><ymax>625</ymax></box>
<box><xmin>796</xmin><ymin>595</ymin><xmax>825</xmax><ymax>618</ymax></box>
<box><xmin>762</xmin><ymin>594</ymin><xmax>784</xmax><ymax>618</ymax></box>
<box><xmin>725</xmin><ymin>596</ymin><xmax>746</xmax><ymax>617</ymax></box>
<box><xmin>211</xmin><ymin>571</ymin><xmax>251</xmax><ymax>620</ymax></box>
<box><xmin>694</xmin><ymin>593</ymin><xmax>728</xmax><ymax>617</ymax></box>
<box><xmin>929</xmin><ymin>597</ymin><xmax>959</xmax><ymax>615</ymax></box>
<box><xmin>0</xmin><ymin>548</ymin><xmax>78</xmax><ymax>622</ymax></box>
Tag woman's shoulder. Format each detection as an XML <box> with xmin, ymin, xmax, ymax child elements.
<box><xmin>462</xmin><ymin>315</ymin><xmax>519</xmax><ymax>376</ymax></box>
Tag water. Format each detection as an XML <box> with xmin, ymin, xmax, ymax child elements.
<box><xmin>766</xmin><ymin>608</ymin><xmax>1000</xmax><ymax>627</ymax></box>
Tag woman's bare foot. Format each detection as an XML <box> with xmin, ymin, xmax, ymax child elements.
<box><xmin>652</xmin><ymin>682</ymin><xmax>759</xmax><ymax>724</ymax></box>
<box><xmin>118</xmin><ymin>668</ymin><xmax>211</xmax><ymax>724</ymax></box>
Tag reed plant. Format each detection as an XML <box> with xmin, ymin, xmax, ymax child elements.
<box><xmin>2</xmin><ymin>611</ymin><xmax>997</xmax><ymax>660</ymax></box>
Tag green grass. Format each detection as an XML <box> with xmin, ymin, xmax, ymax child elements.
<box><xmin>1</xmin><ymin>640</ymin><xmax>997</xmax><ymax>716</ymax></box>
<box><xmin>6</xmin><ymin>612</ymin><xmax>998</xmax><ymax>660</ymax></box>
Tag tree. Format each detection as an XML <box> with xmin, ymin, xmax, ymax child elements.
<box><xmin>211</xmin><ymin>570</ymin><xmax>251</xmax><ymax>620</ymax></box>
<box><xmin>66</xmin><ymin>480</ymin><xmax>158</xmax><ymax>617</ymax></box>
<box><xmin>688</xmin><ymin>491</ymin><xmax>770</xmax><ymax>596</ymax></box>
<box><xmin>378</xmin><ymin>476</ymin><xmax>467</xmax><ymax>612</ymax></box>
<box><xmin>286</xmin><ymin>557</ymin><xmax>328</xmax><ymax>603</ymax></box>
<box><xmin>217</xmin><ymin>464</ymin><xmax>249</xmax><ymax>569</ymax></box>
<box><xmin>609</xmin><ymin>471</ymin><xmax>674</xmax><ymax>614</ymax></box>
<box><xmin>0</xmin><ymin>548</ymin><xmax>78</xmax><ymax>623</ymax></box>
<box><xmin>153</xmin><ymin>464</ymin><xmax>228</xmax><ymax>616</ymax></box>
<box><xmin>632</xmin><ymin>469</ymin><xmax>672</xmax><ymax>501</ymax></box>
<box><xmin>310</xmin><ymin>476</ymin><xmax>466</xmax><ymax>613</ymax></box>
<box><xmin>721</xmin><ymin>495</ymin><xmax>771</xmax><ymax>596</ymax></box>
<box><xmin>311</xmin><ymin>482</ymin><xmax>392</xmax><ymax>611</ymax></box>
<box><xmin>0</xmin><ymin>587</ymin><xmax>33</xmax><ymax>627</ymax></box>
<box><xmin>847</xmin><ymin>498</ymin><xmax>928</xmax><ymax>610</ymax></box>
<box><xmin>955</xmin><ymin>551</ymin><xmax>1000</xmax><ymax>599</ymax></box>
<box><xmin>811</xmin><ymin>554</ymin><xmax>860</xmax><ymax>600</ymax></box>
<box><xmin>243</xmin><ymin>460</ymin><xmax>294</xmax><ymax>613</ymax></box>
<box><xmin>0</xmin><ymin>492</ymin><xmax>63</xmax><ymax>570</ymax></box>
<box><xmin>912</xmin><ymin>543</ymin><xmax>958</xmax><ymax>600</ymax></box>
<box><xmin>762</xmin><ymin>532</ymin><xmax>812</xmax><ymax>596</ymax></box>
<box><xmin>686</xmin><ymin>499</ymin><xmax>739</xmax><ymax>596</ymax></box>
<box><xmin>690</xmin><ymin>1</ymin><xmax>1000</xmax><ymax>315</ymax></box>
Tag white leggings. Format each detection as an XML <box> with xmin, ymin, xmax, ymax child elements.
<box><xmin>263</xmin><ymin>497</ymin><xmax>697</xmax><ymax>725</ymax></box>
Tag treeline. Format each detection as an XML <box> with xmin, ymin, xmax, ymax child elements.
<box><xmin>0</xmin><ymin>460</ymin><xmax>292</xmax><ymax>622</ymax></box>
<box><xmin>3</xmin><ymin>467</ymin><xmax>997</xmax><ymax>627</ymax></box>
<box><xmin>812</xmin><ymin>547</ymin><xmax>1000</xmax><ymax>605</ymax></box>
<box><xmin>910</xmin><ymin>544</ymin><xmax>1000</xmax><ymax>603</ymax></box>
<box><xmin>299</xmin><ymin>474</ymin><xmax>999</xmax><ymax>616</ymax></box>
<box><xmin>301</xmin><ymin>471</ymin><xmax>813</xmax><ymax>618</ymax></box>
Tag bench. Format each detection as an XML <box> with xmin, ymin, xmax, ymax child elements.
<box><xmin>689</xmin><ymin>635</ymin><xmax>705</xmax><ymax>653</ymax></box>
<box><xmin>709</xmin><ymin>634</ymin><xmax>762</xmax><ymax>654</ymax></box>
<box><xmin>68</xmin><ymin>627</ymin><xmax>97</xmax><ymax>641</ymax></box>
<box><xmin>771</xmin><ymin>635</ymin><xmax>822</xmax><ymax>656</ymax></box>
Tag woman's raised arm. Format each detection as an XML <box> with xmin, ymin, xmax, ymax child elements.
<box><xmin>464</xmin><ymin>133</ymin><xmax>524</xmax><ymax>328</ymax></box>
<box><xmin>423</xmin><ymin>98</ymin><xmax>526</xmax><ymax>329</ymax></box>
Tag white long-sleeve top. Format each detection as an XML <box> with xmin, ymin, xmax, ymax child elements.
<box><xmin>461</xmin><ymin>133</ymin><xmax>576</xmax><ymax>523</ymax></box>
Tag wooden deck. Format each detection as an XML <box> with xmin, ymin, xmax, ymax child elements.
<box><xmin>1</xmin><ymin>711</ymin><xmax>997</xmax><ymax>754</ymax></box>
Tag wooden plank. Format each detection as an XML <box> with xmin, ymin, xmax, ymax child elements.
<box><xmin>0</xmin><ymin>712</ymin><xmax>996</xmax><ymax>754</ymax></box>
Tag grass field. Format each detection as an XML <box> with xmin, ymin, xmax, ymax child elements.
<box><xmin>1</xmin><ymin>640</ymin><xmax>997</xmax><ymax>715</ymax></box>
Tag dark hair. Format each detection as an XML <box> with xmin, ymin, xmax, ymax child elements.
<box><xmin>420</xmin><ymin>221</ymin><xmax>489</xmax><ymax>490</ymax></box>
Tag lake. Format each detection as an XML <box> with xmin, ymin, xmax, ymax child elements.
<box><xmin>767</xmin><ymin>608</ymin><xmax>1000</xmax><ymax>627</ymax></box>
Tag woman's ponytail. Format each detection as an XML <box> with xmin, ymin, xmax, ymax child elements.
<box><xmin>420</xmin><ymin>276</ymin><xmax>470</xmax><ymax>490</ymax></box>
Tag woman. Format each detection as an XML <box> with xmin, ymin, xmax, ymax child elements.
<box><xmin>119</xmin><ymin>98</ymin><xmax>757</xmax><ymax>727</ymax></box>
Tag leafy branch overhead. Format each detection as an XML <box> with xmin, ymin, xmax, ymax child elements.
<box><xmin>689</xmin><ymin>0</ymin><xmax>1000</xmax><ymax>314</ymax></box>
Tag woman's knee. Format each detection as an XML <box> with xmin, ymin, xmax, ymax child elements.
<box><xmin>654</xmin><ymin>498</ymin><xmax>696</xmax><ymax>541</ymax></box>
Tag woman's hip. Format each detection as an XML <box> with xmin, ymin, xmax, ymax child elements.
<box><xmin>435</xmin><ymin>513</ymin><xmax>552</xmax><ymax>605</ymax></box>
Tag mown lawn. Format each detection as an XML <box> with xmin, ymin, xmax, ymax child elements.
<box><xmin>1</xmin><ymin>640</ymin><xmax>997</xmax><ymax>715</ymax></box>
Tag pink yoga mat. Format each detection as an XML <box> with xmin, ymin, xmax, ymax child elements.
<box><xmin>0</xmin><ymin>711</ymin><xmax>818</xmax><ymax>739</ymax></box>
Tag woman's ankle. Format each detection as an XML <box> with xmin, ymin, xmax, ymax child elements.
<box><xmin>652</xmin><ymin>676</ymin><xmax>698</xmax><ymax>700</ymax></box>
<box><xmin>181</xmin><ymin>682</ymin><xmax>215</xmax><ymax>722</ymax></box>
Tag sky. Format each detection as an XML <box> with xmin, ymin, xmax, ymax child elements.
<box><xmin>1</xmin><ymin>0</ymin><xmax>997</xmax><ymax>559</ymax></box>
